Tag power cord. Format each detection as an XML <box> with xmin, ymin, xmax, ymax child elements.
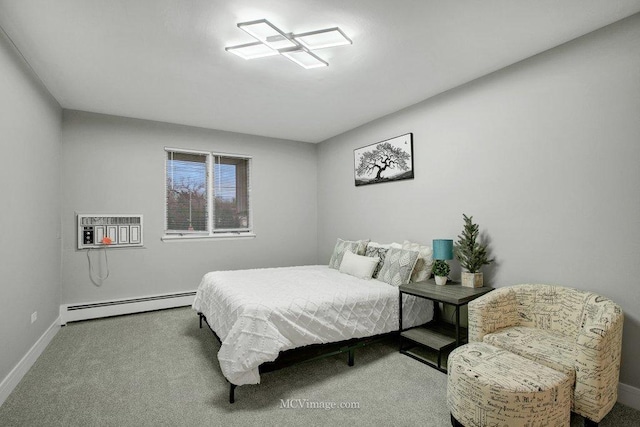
<box><xmin>87</xmin><ymin>247</ymin><xmax>110</xmax><ymax>286</ymax></box>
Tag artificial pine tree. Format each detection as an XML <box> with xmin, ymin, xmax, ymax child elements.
<box><xmin>454</xmin><ymin>214</ymin><xmax>493</xmax><ymax>273</ymax></box>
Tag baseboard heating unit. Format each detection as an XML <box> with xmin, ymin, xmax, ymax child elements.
<box><xmin>60</xmin><ymin>291</ymin><xmax>196</xmax><ymax>325</ymax></box>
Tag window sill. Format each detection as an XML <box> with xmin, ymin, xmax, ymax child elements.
<box><xmin>161</xmin><ymin>233</ymin><xmax>256</xmax><ymax>242</ymax></box>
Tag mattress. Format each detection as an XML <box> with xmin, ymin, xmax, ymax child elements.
<box><xmin>193</xmin><ymin>265</ymin><xmax>434</xmax><ymax>386</ymax></box>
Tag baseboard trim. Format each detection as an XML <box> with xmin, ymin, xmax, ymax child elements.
<box><xmin>618</xmin><ymin>382</ymin><xmax>640</xmax><ymax>411</ymax></box>
<box><xmin>59</xmin><ymin>291</ymin><xmax>196</xmax><ymax>325</ymax></box>
<box><xmin>0</xmin><ymin>317</ymin><xmax>60</xmax><ymax>407</ymax></box>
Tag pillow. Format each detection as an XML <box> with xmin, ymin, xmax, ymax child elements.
<box><xmin>328</xmin><ymin>238</ymin><xmax>370</xmax><ymax>269</ymax></box>
<box><xmin>377</xmin><ymin>248</ymin><xmax>420</xmax><ymax>286</ymax></box>
<box><xmin>339</xmin><ymin>251</ymin><xmax>380</xmax><ymax>280</ymax></box>
<box><xmin>366</xmin><ymin>241</ymin><xmax>392</xmax><ymax>250</ymax></box>
<box><xmin>365</xmin><ymin>242</ymin><xmax>390</xmax><ymax>278</ymax></box>
<box><xmin>402</xmin><ymin>240</ymin><xmax>434</xmax><ymax>282</ymax></box>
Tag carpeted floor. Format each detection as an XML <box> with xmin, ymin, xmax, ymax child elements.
<box><xmin>0</xmin><ymin>307</ymin><xmax>638</xmax><ymax>426</ymax></box>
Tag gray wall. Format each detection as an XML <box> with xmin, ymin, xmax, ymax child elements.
<box><xmin>0</xmin><ymin>32</ymin><xmax>62</xmax><ymax>381</ymax></box>
<box><xmin>61</xmin><ymin>111</ymin><xmax>317</xmax><ymax>304</ymax></box>
<box><xmin>317</xmin><ymin>15</ymin><xmax>640</xmax><ymax>388</ymax></box>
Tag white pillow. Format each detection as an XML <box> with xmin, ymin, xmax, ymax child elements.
<box><xmin>402</xmin><ymin>240</ymin><xmax>434</xmax><ymax>282</ymax></box>
<box><xmin>339</xmin><ymin>251</ymin><xmax>380</xmax><ymax>280</ymax></box>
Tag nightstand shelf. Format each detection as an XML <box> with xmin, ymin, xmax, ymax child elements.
<box><xmin>401</xmin><ymin>322</ymin><xmax>457</xmax><ymax>349</ymax></box>
<box><xmin>399</xmin><ymin>279</ymin><xmax>492</xmax><ymax>372</ymax></box>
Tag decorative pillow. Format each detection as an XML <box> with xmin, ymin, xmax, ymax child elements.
<box><xmin>377</xmin><ymin>248</ymin><xmax>420</xmax><ymax>286</ymax></box>
<box><xmin>328</xmin><ymin>238</ymin><xmax>370</xmax><ymax>269</ymax></box>
<box><xmin>339</xmin><ymin>251</ymin><xmax>380</xmax><ymax>280</ymax></box>
<box><xmin>365</xmin><ymin>242</ymin><xmax>390</xmax><ymax>278</ymax></box>
<box><xmin>402</xmin><ymin>240</ymin><xmax>434</xmax><ymax>282</ymax></box>
<box><xmin>366</xmin><ymin>241</ymin><xmax>392</xmax><ymax>250</ymax></box>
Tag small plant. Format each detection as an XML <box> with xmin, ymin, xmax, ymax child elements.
<box><xmin>454</xmin><ymin>214</ymin><xmax>494</xmax><ymax>273</ymax></box>
<box><xmin>432</xmin><ymin>260</ymin><xmax>450</xmax><ymax>277</ymax></box>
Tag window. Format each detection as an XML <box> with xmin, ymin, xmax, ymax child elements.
<box><xmin>165</xmin><ymin>148</ymin><xmax>252</xmax><ymax>239</ymax></box>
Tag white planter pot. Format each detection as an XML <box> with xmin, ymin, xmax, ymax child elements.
<box><xmin>461</xmin><ymin>272</ymin><xmax>483</xmax><ymax>288</ymax></box>
<box><xmin>435</xmin><ymin>276</ymin><xmax>448</xmax><ymax>286</ymax></box>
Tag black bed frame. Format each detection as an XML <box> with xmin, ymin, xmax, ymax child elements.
<box><xmin>197</xmin><ymin>312</ymin><xmax>390</xmax><ymax>403</ymax></box>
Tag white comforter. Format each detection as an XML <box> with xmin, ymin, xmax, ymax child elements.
<box><xmin>192</xmin><ymin>265</ymin><xmax>433</xmax><ymax>386</ymax></box>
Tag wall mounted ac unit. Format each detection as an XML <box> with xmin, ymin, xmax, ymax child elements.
<box><xmin>77</xmin><ymin>214</ymin><xmax>143</xmax><ymax>249</ymax></box>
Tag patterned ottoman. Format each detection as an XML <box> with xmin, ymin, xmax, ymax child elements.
<box><xmin>447</xmin><ymin>342</ymin><xmax>571</xmax><ymax>427</ymax></box>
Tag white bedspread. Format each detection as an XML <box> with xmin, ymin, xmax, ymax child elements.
<box><xmin>192</xmin><ymin>265</ymin><xmax>433</xmax><ymax>386</ymax></box>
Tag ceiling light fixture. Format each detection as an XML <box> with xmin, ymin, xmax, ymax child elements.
<box><xmin>225</xmin><ymin>19</ymin><xmax>351</xmax><ymax>69</ymax></box>
<box><xmin>225</xmin><ymin>41</ymin><xmax>279</xmax><ymax>60</ymax></box>
<box><xmin>238</xmin><ymin>19</ymin><xmax>298</xmax><ymax>51</ymax></box>
<box><xmin>293</xmin><ymin>28</ymin><xmax>352</xmax><ymax>50</ymax></box>
<box><xmin>280</xmin><ymin>48</ymin><xmax>328</xmax><ymax>69</ymax></box>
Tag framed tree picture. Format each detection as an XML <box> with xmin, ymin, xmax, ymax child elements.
<box><xmin>354</xmin><ymin>133</ymin><xmax>414</xmax><ymax>186</ymax></box>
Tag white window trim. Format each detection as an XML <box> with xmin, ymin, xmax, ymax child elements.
<box><xmin>163</xmin><ymin>147</ymin><xmax>254</xmax><ymax>241</ymax></box>
<box><xmin>161</xmin><ymin>233</ymin><xmax>256</xmax><ymax>242</ymax></box>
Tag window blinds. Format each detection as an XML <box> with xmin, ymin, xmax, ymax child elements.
<box><xmin>213</xmin><ymin>155</ymin><xmax>251</xmax><ymax>232</ymax></box>
<box><xmin>165</xmin><ymin>149</ymin><xmax>251</xmax><ymax>235</ymax></box>
<box><xmin>166</xmin><ymin>151</ymin><xmax>208</xmax><ymax>232</ymax></box>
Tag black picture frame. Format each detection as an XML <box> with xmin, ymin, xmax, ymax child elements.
<box><xmin>354</xmin><ymin>133</ymin><xmax>414</xmax><ymax>186</ymax></box>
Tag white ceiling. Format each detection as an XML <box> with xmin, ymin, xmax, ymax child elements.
<box><xmin>1</xmin><ymin>1</ymin><xmax>640</xmax><ymax>143</ymax></box>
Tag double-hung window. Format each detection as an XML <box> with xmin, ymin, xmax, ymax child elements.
<box><xmin>164</xmin><ymin>148</ymin><xmax>252</xmax><ymax>239</ymax></box>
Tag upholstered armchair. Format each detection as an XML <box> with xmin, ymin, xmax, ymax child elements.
<box><xmin>468</xmin><ymin>284</ymin><xmax>623</xmax><ymax>426</ymax></box>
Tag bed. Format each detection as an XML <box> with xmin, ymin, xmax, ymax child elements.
<box><xmin>193</xmin><ymin>262</ymin><xmax>434</xmax><ymax>402</ymax></box>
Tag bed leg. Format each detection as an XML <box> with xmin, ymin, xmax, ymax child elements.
<box><xmin>199</xmin><ymin>313</ymin><xmax>203</xmax><ymax>329</ymax></box>
<box><xmin>348</xmin><ymin>348</ymin><xmax>355</xmax><ymax>366</ymax></box>
<box><xmin>229</xmin><ymin>383</ymin><xmax>236</xmax><ymax>404</ymax></box>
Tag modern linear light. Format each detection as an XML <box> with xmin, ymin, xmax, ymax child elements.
<box><xmin>225</xmin><ymin>19</ymin><xmax>352</xmax><ymax>69</ymax></box>
<box><xmin>294</xmin><ymin>28</ymin><xmax>352</xmax><ymax>50</ymax></box>
<box><xmin>281</xmin><ymin>47</ymin><xmax>328</xmax><ymax>69</ymax></box>
<box><xmin>227</xmin><ymin>41</ymin><xmax>279</xmax><ymax>60</ymax></box>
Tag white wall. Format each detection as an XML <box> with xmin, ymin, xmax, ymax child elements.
<box><xmin>61</xmin><ymin>111</ymin><xmax>317</xmax><ymax>304</ymax></box>
<box><xmin>317</xmin><ymin>15</ymin><xmax>640</xmax><ymax>389</ymax></box>
<box><xmin>0</xmin><ymin>32</ymin><xmax>62</xmax><ymax>382</ymax></box>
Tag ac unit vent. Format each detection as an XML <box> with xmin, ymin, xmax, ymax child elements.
<box><xmin>77</xmin><ymin>214</ymin><xmax>144</xmax><ymax>249</ymax></box>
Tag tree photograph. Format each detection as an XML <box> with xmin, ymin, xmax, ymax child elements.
<box><xmin>354</xmin><ymin>133</ymin><xmax>414</xmax><ymax>186</ymax></box>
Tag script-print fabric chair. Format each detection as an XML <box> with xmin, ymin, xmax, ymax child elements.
<box><xmin>468</xmin><ymin>284</ymin><xmax>623</xmax><ymax>427</ymax></box>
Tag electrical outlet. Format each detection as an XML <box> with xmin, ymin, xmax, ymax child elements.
<box><xmin>31</xmin><ymin>311</ymin><xmax>37</xmax><ymax>324</ymax></box>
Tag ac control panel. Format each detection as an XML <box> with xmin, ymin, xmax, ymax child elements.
<box><xmin>77</xmin><ymin>214</ymin><xmax>143</xmax><ymax>249</ymax></box>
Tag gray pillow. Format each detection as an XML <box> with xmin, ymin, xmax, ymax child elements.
<box><xmin>377</xmin><ymin>248</ymin><xmax>419</xmax><ymax>286</ymax></box>
<box><xmin>328</xmin><ymin>238</ymin><xmax>370</xmax><ymax>269</ymax></box>
<box><xmin>365</xmin><ymin>246</ymin><xmax>388</xmax><ymax>278</ymax></box>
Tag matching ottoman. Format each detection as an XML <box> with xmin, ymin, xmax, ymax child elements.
<box><xmin>447</xmin><ymin>342</ymin><xmax>572</xmax><ymax>427</ymax></box>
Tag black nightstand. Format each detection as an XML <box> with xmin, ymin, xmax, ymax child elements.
<box><xmin>399</xmin><ymin>279</ymin><xmax>493</xmax><ymax>372</ymax></box>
